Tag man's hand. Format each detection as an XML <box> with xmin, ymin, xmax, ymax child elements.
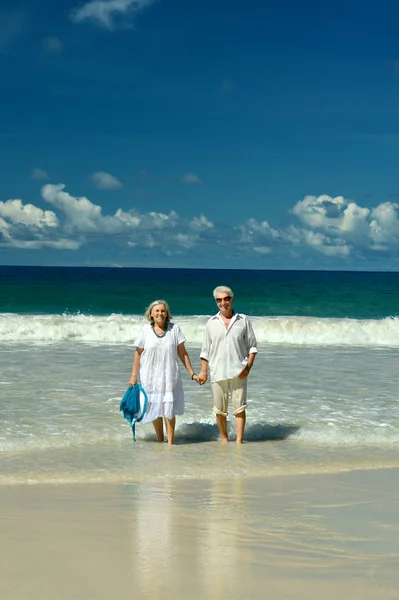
<box><xmin>238</xmin><ymin>365</ymin><xmax>251</xmax><ymax>380</ymax></box>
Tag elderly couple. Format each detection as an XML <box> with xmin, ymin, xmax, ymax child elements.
<box><xmin>129</xmin><ymin>286</ymin><xmax>258</xmax><ymax>445</ymax></box>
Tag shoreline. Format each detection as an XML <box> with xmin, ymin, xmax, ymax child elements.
<box><xmin>2</xmin><ymin>441</ymin><xmax>399</xmax><ymax>486</ymax></box>
<box><xmin>1</xmin><ymin>467</ymin><xmax>398</xmax><ymax>599</ymax></box>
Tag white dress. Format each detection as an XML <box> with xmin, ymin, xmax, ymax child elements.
<box><xmin>134</xmin><ymin>322</ymin><xmax>186</xmax><ymax>423</ymax></box>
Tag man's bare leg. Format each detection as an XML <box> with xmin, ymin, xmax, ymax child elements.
<box><xmin>235</xmin><ymin>411</ymin><xmax>246</xmax><ymax>444</ymax></box>
<box><xmin>164</xmin><ymin>416</ymin><xmax>176</xmax><ymax>445</ymax></box>
<box><xmin>216</xmin><ymin>414</ymin><xmax>229</xmax><ymax>443</ymax></box>
<box><xmin>152</xmin><ymin>417</ymin><xmax>164</xmax><ymax>442</ymax></box>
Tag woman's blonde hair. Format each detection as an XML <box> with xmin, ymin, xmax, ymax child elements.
<box><xmin>144</xmin><ymin>299</ymin><xmax>172</xmax><ymax>326</ymax></box>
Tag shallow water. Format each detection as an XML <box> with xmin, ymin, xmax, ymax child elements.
<box><xmin>1</xmin><ymin>341</ymin><xmax>398</xmax><ymax>484</ymax></box>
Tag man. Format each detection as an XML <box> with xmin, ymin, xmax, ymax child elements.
<box><xmin>199</xmin><ymin>286</ymin><xmax>258</xmax><ymax>443</ymax></box>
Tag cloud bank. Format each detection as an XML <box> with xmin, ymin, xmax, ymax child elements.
<box><xmin>2</xmin><ymin>186</ymin><xmax>399</xmax><ymax>267</ymax></box>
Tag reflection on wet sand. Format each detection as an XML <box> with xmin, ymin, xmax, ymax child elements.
<box><xmin>197</xmin><ymin>478</ymin><xmax>248</xmax><ymax>600</ymax></box>
<box><xmin>130</xmin><ymin>478</ymin><xmax>250</xmax><ymax>599</ymax></box>
<box><xmin>128</xmin><ymin>470</ymin><xmax>399</xmax><ymax>600</ymax></box>
<box><xmin>1</xmin><ymin>470</ymin><xmax>398</xmax><ymax>600</ymax></box>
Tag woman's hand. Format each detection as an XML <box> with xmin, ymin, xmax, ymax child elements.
<box><xmin>192</xmin><ymin>374</ymin><xmax>202</xmax><ymax>385</ymax></box>
<box><xmin>129</xmin><ymin>376</ymin><xmax>138</xmax><ymax>387</ymax></box>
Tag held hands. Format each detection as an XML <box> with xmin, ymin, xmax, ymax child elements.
<box><xmin>196</xmin><ymin>371</ymin><xmax>207</xmax><ymax>386</ymax></box>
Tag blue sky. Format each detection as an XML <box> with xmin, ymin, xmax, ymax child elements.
<box><xmin>1</xmin><ymin>0</ymin><xmax>399</xmax><ymax>269</ymax></box>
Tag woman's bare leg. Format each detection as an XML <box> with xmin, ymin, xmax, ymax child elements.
<box><xmin>152</xmin><ymin>417</ymin><xmax>164</xmax><ymax>442</ymax></box>
<box><xmin>164</xmin><ymin>417</ymin><xmax>176</xmax><ymax>445</ymax></box>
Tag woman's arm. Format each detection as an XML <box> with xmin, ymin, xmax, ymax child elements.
<box><xmin>129</xmin><ymin>347</ymin><xmax>144</xmax><ymax>386</ymax></box>
<box><xmin>177</xmin><ymin>342</ymin><xmax>200</xmax><ymax>383</ymax></box>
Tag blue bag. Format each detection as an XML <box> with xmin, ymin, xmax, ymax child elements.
<box><xmin>119</xmin><ymin>384</ymin><xmax>148</xmax><ymax>442</ymax></box>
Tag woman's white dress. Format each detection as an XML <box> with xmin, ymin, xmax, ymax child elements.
<box><xmin>134</xmin><ymin>322</ymin><xmax>185</xmax><ymax>423</ymax></box>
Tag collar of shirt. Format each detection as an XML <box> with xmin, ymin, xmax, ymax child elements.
<box><xmin>211</xmin><ymin>311</ymin><xmax>243</xmax><ymax>333</ymax></box>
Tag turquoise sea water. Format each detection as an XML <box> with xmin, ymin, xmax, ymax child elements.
<box><xmin>1</xmin><ymin>266</ymin><xmax>399</xmax><ymax>484</ymax></box>
<box><xmin>2</xmin><ymin>265</ymin><xmax>399</xmax><ymax>318</ymax></box>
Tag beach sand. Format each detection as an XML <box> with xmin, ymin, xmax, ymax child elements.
<box><xmin>1</xmin><ymin>468</ymin><xmax>398</xmax><ymax>600</ymax></box>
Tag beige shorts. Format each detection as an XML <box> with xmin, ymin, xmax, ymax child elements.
<box><xmin>211</xmin><ymin>378</ymin><xmax>247</xmax><ymax>417</ymax></box>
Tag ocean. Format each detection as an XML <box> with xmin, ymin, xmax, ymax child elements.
<box><xmin>1</xmin><ymin>265</ymin><xmax>399</xmax><ymax>485</ymax></box>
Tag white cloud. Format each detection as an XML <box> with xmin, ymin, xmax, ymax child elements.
<box><xmin>3</xmin><ymin>239</ymin><xmax>81</xmax><ymax>250</ymax></box>
<box><xmin>238</xmin><ymin>218</ymin><xmax>279</xmax><ymax>244</ymax></box>
<box><xmin>41</xmin><ymin>184</ymin><xmax>180</xmax><ymax>238</ymax></box>
<box><xmin>143</xmin><ymin>234</ymin><xmax>156</xmax><ymax>248</ymax></box>
<box><xmin>0</xmin><ymin>216</ymin><xmax>11</xmax><ymax>238</ymax></box>
<box><xmin>369</xmin><ymin>202</ymin><xmax>399</xmax><ymax>245</ymax></box>
<box><xmin>291</xmin><ymin>195</ymin><xmax>345</xmax><ymax>228</ymax></box>
<box><xmin>91</xmin><ymin>171</ymin><xmax>123</xmax><ymax>189</ymax></box>
<box><xmin>41</xmin><ymin>184</ymin><xmax>125</xmax><ymax>233</ymax></box>
<box><xmin>114</xmin><ymin>208</ymin><xmax>140</xmax><ymax>227</ymax></box>
<box><xmin>340</xmin><ymin>202</ymin><xmax>370</xmax><ymax>234</ymax></box>
<box><xmin>289</xmin><ymin>193</ymin><xmax>399</xmax><ymax>256</ymax></box>
<box><xmin>189</xmin><ymin>215</ymin><xmax>213</xmax><ymax>231</ymax></box>
<box><xmin>43</xmin><ymin>37</ymin><xmax>62</xmax><ymax>52</ymax></box>
<box><xmin>180</xmin><ymin>173</ymin><xmax>202</xmax><ymax>184</ymax></box>
<box><xmin>0</xmin><ymin>197</ymin><xmax>77</xmax><ymax>250</ymax></box>
<box><xmin>253</xmin><ymin>246</ymin><xmax>271</xmax><ymax>255</ymax></box>
<box><xmin>31</xmin><ymin>168</ymin><xmax>49</xmax><ymax>180</ymax></box>
<box><xmin>144</xmin><ymin>210</ymin><xmax>179</xmax><ymax>229</ymax></box>
<box><xmin>71</xmin><ymin>0</ymin><xmax>155</xmax><ymax>29</ymax></box>
<box><xmin>174</xmin><ymin>233</ymin><xmax>198</xmax><ymax>249</ymax></box>
<box><xmin>0</xmin><ymin>199</ymin><xmax>58</xmax><ymax>228</ymax></box>
<box><xmin>4</xmin><ymin>183</ymin><xmax>399</xmax><ymax>265</ymax></box>
<box><xmin>291</xmin><ymin>194</ymin><xmax>371</xmax><ymax>239</ymax></box>
<box><xmin>301</xmin><ymin>230</ymin><xmax>350</xmax><ymax>257</ymax></box>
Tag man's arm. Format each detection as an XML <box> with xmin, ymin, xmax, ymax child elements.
<box><xmin>238</xmin><ymin>352</ymin><xmax>256</xmax><ymax>379</ymax></box>
<box><xmin>198</xmin><ymin>357</ymin><xmax>208</xmax><ymax>385</ymax></box>
<box><xmin>238</xmin><ymin>317</ymin><xmax>258</xmax><ymax>379</ymax></box>
<box><xmin>198</xmin><ymin>322</ymin><xmax>211</xmax><ymax>385</ymax></box>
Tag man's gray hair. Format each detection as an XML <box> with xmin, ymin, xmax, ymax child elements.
<box><xmin>213</xmin><ymin>286</ymin><xmax>234</xmax><ymax>299</ymax></box>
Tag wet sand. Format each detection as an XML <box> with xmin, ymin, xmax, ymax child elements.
<box><xmin>1</xmin><ymin>468</ymin><xmax>398</xmax><ymax>600</ymax></box>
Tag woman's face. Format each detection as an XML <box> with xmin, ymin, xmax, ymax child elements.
<box><xmin>151</xmin><ymin>303</ymin><xmax>167</xmax><ymax>326</ymax></box>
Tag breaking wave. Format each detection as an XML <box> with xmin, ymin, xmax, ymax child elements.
<box><xmin>1</xmin><ymin>312</ymin><xmax>399</xmax><ymax>346</ymax></box>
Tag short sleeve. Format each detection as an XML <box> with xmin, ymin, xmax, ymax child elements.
<box><xmin>173</xmin><ymin>323</ymin><xmax>186</xmax><ymax>345</ymax></box>
<box><xmin>134</xmin><ymin>326</ymin><xmax>146</xmax><ymax>349</ymax></box>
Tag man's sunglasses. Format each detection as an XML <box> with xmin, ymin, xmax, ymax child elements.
<box><xmin>215</xmin><ymin>296</ymin><xmax>231</xmax><ymax>303</ymax></box>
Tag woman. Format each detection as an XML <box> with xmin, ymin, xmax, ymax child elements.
<box><xmin>129</xmin><ymin>299</ymin><xmax>200</xmax><ymax>445</ymax></box>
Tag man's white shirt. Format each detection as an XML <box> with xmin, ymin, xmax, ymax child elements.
<box><xmin>200</xmin><ymin>312</ymin><xmax>258</xmax><ymax>383</ymax></box>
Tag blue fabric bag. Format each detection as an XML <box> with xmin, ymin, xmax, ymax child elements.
<box><xmin>119</xmin><ymin>384</ymin><xmax>148</xmax><ymax>442</ymax></box>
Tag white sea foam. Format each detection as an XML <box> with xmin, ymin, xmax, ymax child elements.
<box><xmin>1</xmin><ymin>312</ymin><xmax>399</xmax><ymax>346</ymax></box>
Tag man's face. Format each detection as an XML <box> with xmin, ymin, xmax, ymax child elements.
<box><xmin>215</xmin><ymin>293</ymin><xmax>233</xmax><ymax>315</ymax></box>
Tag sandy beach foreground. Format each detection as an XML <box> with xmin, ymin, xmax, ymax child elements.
<box><xmin>1</xmin><ymin>468</ymin><xmax>398</xmax><ymax>600</ymax></box>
